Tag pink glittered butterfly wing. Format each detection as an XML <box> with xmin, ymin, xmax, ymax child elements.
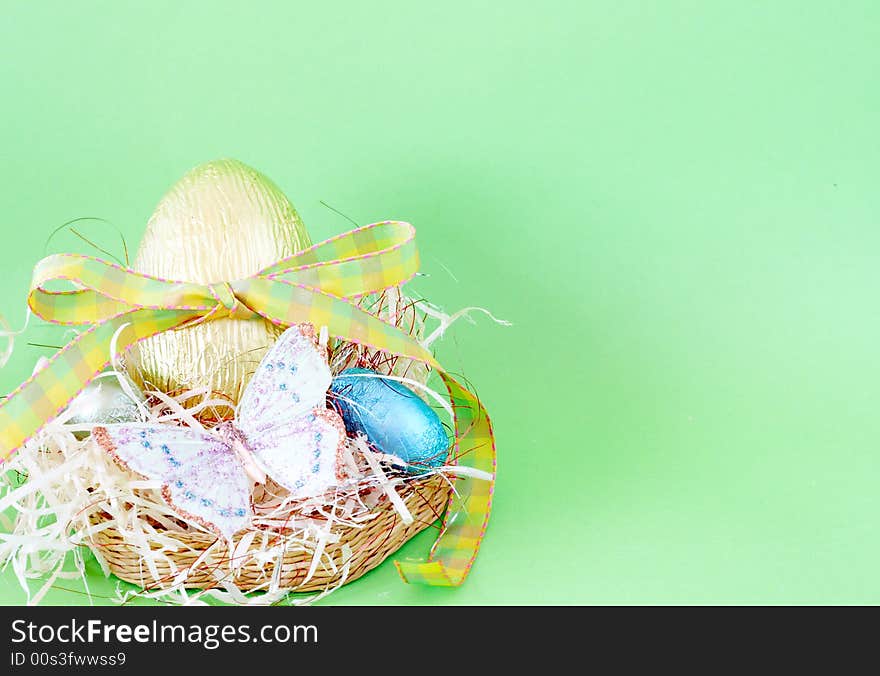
<box><xmin>236</xmin><ymin>324</ymin><xmax>346</xmax><ymax>498</ymax></box>
<box><xmin>243</xmin><ymin>408</ymin><xmax>346</xmax><ymax>498</ymax></box>
<box><xmin>237</xmin><ymin>324</ymin><xmax>332</xmax><ymax>424</ymax></box>
<box><xmin>93</xmin><ymin>424</ymin><xmax>251</xmax><ymax>539</ymax></box>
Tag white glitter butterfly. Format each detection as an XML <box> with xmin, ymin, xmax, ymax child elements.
<box><xmin>94</xmin><ymin>324</ymin><xmax>346</xmax><ymax>539</ymax></box>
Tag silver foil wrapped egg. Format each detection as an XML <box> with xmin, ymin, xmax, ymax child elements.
<box><xmin>67</xmin><ymin>372</ymin><xmax>146</xmax><ymax>439</ymax></box>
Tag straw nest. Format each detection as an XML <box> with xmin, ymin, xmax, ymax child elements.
<box><xmin>88</xmin><ymin>474</ymin><xmax>451</xmax><ymax>593</ymax></box>
<box><xmin>0</xmin><ymin>291</ymin><xmax>476</xmax><ymax>605</ymax></box>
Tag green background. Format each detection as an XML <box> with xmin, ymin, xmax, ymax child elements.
<box><xmin>1</xmin><ymin>1</ymin><xmax>878</xmax><ymax>605</ymax></box>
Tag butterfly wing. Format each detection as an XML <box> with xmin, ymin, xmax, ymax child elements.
<box><xmin>236</xmin><ymin>324</ymin><xmax>346</xmax><ymax>498</ymax></box>
<box><xmin>93</xmin><ymin>424</ymin><xmax>251</xmax><ymax>540</ymax></box>
<box><xmin>245</xmin><ymin>408</ymin><xmax>346</xmax><ymax>498</ymax></box>
<box><xmin>237</xmin><ymin>324</ymin><xmax>333</xmax><ymax>429</ymax></box>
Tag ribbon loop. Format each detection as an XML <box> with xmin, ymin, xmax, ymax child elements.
<box><xmin>258</xmin><ymin>221</ymin><xmax>420</xmax><ymax>298</ymax></box>
<box><xmin>0</xmin><ymin>221</ymin><xmax>495</xmax><ymax>588</ymax></box>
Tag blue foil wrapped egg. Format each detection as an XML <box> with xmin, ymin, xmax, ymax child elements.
<box><xmin>330</xmin><ymin>368</ymin><xmax>449</xmax><ymax>471</ymax></box>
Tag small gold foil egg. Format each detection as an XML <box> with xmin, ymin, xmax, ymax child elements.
<box><xmin>128</xmin><ymin>159</ymin><xmax>311</xmax><ymax>405</ymax></box>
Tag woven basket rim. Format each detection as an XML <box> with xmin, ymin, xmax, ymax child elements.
<box><xmin>86</xmin><ymin>474</ymin><xmax>452</xmax><ymax>593</ymax></box>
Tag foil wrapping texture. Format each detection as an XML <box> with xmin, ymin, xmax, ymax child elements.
<box><xmin>128</xmin><ymin>159</ymin><xmax>311</xmax><ymax>404</ymax></box>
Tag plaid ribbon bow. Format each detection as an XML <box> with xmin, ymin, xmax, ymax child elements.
<box><xmin>0</xmin><ymin>221</ymin><xmax>495</xmax><ymax>587</ymax></box>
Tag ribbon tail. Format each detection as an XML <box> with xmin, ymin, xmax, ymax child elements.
<box><xmin>394</xmin><ymin>372</ymin><xmax>496</xmax><ymax>586</ymax></box>
<box><xmin>241</xmin><ymin>277</ymin><xmax>496</xmax><ymax>585</ymax></box>
<box><xmin>0</xmin><ymin>308</ymin><xmax>202</xmax><ymax>462</ymax></box>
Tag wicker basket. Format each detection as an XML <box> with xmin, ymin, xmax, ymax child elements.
<box><xmin>87</xmin><ymin>475</ymin><xmax>452</xmax><ymax>592</ymax></box>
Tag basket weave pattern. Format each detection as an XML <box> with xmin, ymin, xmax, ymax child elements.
<box><xmin>88</xmin><ymin>476</ymin><xmax>452</xmax><ymax>592</ymax></box>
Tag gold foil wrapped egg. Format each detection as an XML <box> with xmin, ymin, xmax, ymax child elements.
<box><xmin>128</xmin><ymin>159</ymin><xmax>311</xmax><ymax>404</ymax></box>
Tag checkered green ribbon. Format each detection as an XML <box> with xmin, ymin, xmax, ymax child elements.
<box><xmin>0</xmin><ymin>221</ymin><xmax>494</xmax><ymax>587</ymax></box>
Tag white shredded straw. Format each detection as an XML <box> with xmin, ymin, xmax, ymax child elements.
<box><xmin>0</xmin><ymin>291</ymin><xmax>503</xmax><ymax>605</ymax></box>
